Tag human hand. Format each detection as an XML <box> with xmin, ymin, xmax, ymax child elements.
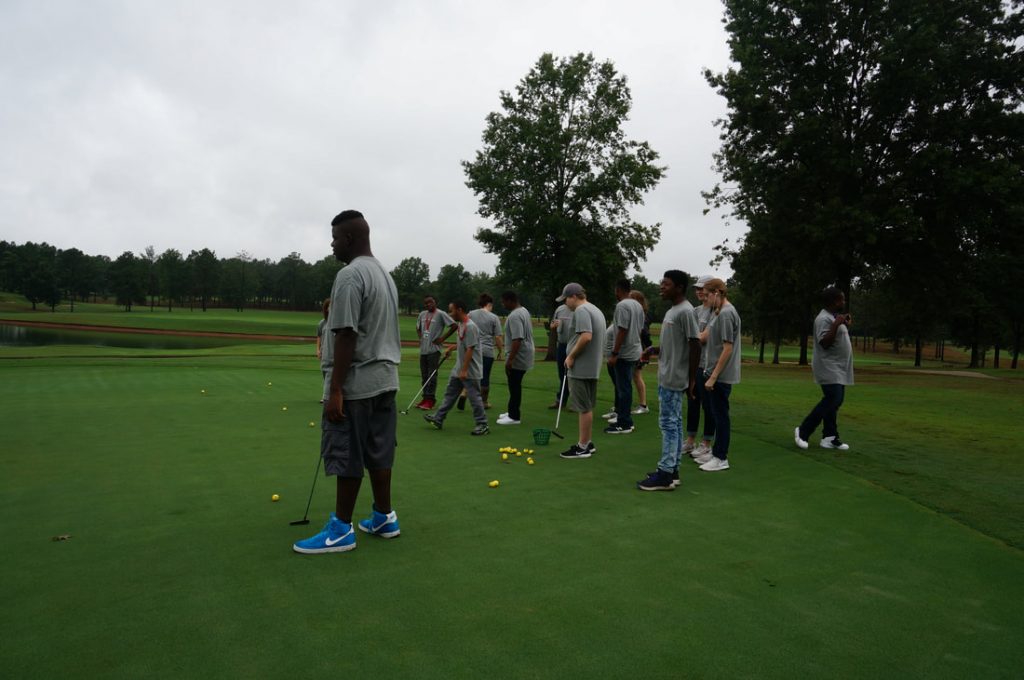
<box><xmin>326</xmin><ymin>391</ymin><xmax>345</xmax><ymax>422</ymax></box>
<box><xmin>565</xmin><ymin>355</ymin><xmax>575</xmax><ymax>369</ymax></box>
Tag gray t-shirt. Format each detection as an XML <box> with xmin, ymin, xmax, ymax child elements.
<box><xmin>468</xmin><ymin>308</ymin><xmax>502</xmax><ymax>358</ymax></box>
<box><xmin>553</xmin><ymin>304</ymin><xmax>574</xmax><ymax>345</ymax></box>
<box><xmin>503</xmin><ymin>306</ymin><xmax>535</xmax><ymax>371</ymax></box>
<box><xmin>705</xmin><ymin>303</ymin><xmax>741</xmax><ymax>385</ymax></box>
<box><xmin>604</xmin><ymin>323</ymin><xmax>615</xmax><ymax>357</ymax></box>
<box><xmin>612</xmin><ymin>297</ymin><xmax>645</xmax><ymax>362</ymax></box>
<box><xmin>696</xmin><ymin>304</ymin><xmax>712</xmax><ymax>369</ymax></box>
<box><xmin>318</xmin><ymin>318</ymin><xmax>334</xmax><ymax>370</ymax></box>
<box><xmin>417</xmin><ymin>308</ymin><xmax>454</xmax><ymax>355</ymax></box>
<box><xmin>812</xmin><ymin>309</ymin><xmax>854</xmax><ymax>385</ymax></box>
<box><xmin>658</xmin><ymin>300</ymin><xmax>700</xmax><ymax>391</ymax></box>
<box><xmin>327</xmin><ymin>256</ymin><xmax>401</xmax><ymax>400</ymax></box>
<box><xmin>567</xmin><ymin>301</ymin><xmax>605</xmax><ymax>380</ymax></box>
<box><xmin>452</xmin><ymin>319</ymin><xmax>483</xmax><ymax>380</ymax></box>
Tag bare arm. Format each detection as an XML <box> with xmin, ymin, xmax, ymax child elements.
<box><xmin>326</xmin><ymin>328</ymin><xmax>358</xmax><ymax>421</ymax></box>
<box><xmin>506</xmin><ymin>338</ymin><xmax>522</xmax><ymax>370</ymax></box>
<box><xmin>564</xmin><ymin>331</ymin><xmax>592</xmax><ymax>368</ymax></box>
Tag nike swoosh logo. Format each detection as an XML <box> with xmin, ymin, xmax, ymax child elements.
<box><xmin>325</xmin><ymin>532</ymin><xmax>349</xmax><ymax>546</ymax></box>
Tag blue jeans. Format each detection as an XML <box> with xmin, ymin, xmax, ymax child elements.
<box><xmin>706</xmin><ymin>378</ymin><xmax>732</xmax><ymax>460</ymax></box>
<box><xmin>611</xmin><ymin>359</ymin><xmax>636</xmax><ymax>428</ymax></box>
<box><xmin>799</xmin><ymin>384</ymin><xmax>845</xmax><ymax>440</ymax></box>
<box><xmin>555</xmin><ymin>343</ymin><xmax>568</xmax><ymax>403</ymax></box>
<box><xmin>657</xmin><ymin>386</ymin><xmax>684</xmax><ymax>472</ymax></box>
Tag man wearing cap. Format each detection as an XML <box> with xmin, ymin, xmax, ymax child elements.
<box><xmin>795</xmin><ymin>287</ymin><xmax>854</xmax><ymax>451</ymax></box>
<box><xmin>694</xmin><ymin>278</ymin><xmax>741</xmax><ymax>472</ymax></box>
<box><xmin>606</xmin><ymin>278</ymin><xmax>645</xmax><ymax>434</ymax></box>
<box><xmin>556</xmin><ymin>283</ymin><xmax>606</xmax><ymax>459</ymax></box>
<box><xmin>687</xmin><ymin>274</ymin><xmax>717</xmax><ymax>459</ymax></box>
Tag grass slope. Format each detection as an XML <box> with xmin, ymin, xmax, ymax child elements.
<box><xmin>0</xmin><ymin>349</ymin><xmax>1021</xmax><ymax>679</ymax></box>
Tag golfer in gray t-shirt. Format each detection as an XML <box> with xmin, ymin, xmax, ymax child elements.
<box><xmin>294</xmin><ymin>210</ymin><xmax>402</xmax><ymax>555</ymax></box>
<box><xmin>414</xmin><ymin>296</ymin><xmax>456</xmax><ymax>409</ymax></box>
<box><xmin>498</xmin><ymin>292</ymin><xmax>533</xmax><ymax>424</ymax></box>
<box><xmin>796</xmin><ymin>287</ymin><xmax>854</xmax><ymax>452</ymax></box>
<box><xmin>467</xmin><ymin>296</ymin><xmax>503</xmax><ymax>408</ymax></box>
<box><xmin>557</xmin><ymin>283</ymin><xmax>605</xmax><ymax>459</ymax></box>
<box><xmin>425</xmin><ymin>301</ymin><xmax>489</xmax><ymax>434</ymax></box>
<box><xmin>607</xmin><ymin>279</ymin><xmax>645</xmax><ymax>433</ymax></box>
<box><xmin>696</xmin><ymin>279</ymin><xmax>740</xmax><ymax>472</ymax></box>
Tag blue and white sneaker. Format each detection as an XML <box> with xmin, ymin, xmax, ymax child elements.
<box><xmin>293</xmin><ymin>513</ymin><xmax>356</xmax><ymax>554</ymax></box>
<box><xmin>358</xmin><ymin>507</ymin><xmax>401</xmax><ymax>538</ymax></box>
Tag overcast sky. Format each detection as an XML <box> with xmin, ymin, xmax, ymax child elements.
<box><xmin>0</xmin><ymin>0</ymin><xmax>744</xmax><ymax>283</ymax></box>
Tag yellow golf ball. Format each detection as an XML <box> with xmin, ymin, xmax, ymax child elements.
<box><xmin>488</xmin><ymin>480</ymin><xmax>500</xmax><ymax>488</ymax></box>
<box><xmin>515</xmin><ymin>451</ymin><xmax>523</xmax><ymax>457</ymax></box>
<box><xmin>282</xmin><ymin>406</ymin><xmax>288</xmax><ymax>411</ymax></box>
<box><xmin>527</xmin><ymin>457</ymin><xmax>535</xmax><ymax>465</ymax></box>
<box><xmin>271</xmin><ymin>494</ymin><xmax>280</xmax><ymax>502</ymax></box>
<box><xmin>267</xmin><ymin>382</ymin><xmax>272</xmax><ymax>386</ymax></box>
<box><xmin>200</xmin><ymin>389</ymin><xmax>206</xmax><ymax>394</ymax></box>
<box><xmin>309</xmin><ymin>421</ymin><xmax>316</xmax><ymax>427</ymax></box>
<box><xmin>501</xmin><ymin>453</ymin><xmax>509</xmax><ymax>461</ymax></box>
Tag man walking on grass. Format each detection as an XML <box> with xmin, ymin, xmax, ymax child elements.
<box><xmin>294</xmin><ymin>210</ymin><xmax>402</xmax><ymax>554</ymax></box>
<box><xmin>556</xmin><ymin>283</ymin><xmax>605</xmax><ymax>459</ymax></box>
<box><xmin>414</xmin><ymin>295</ymin><xmax>456</xmax><ymax>410</ymax></box>
<box><xmin>606</xmin><ymin>279</ymin><xmax>645</xmax><ymax>434</ymax></box>
<box><xmin>498</xmin><ymin>291</ymin><xmax>534</xmax><ymax>425</ymax></box>
<box><xmin>795</xmin><ymin>287</ymin><xmax>854</xmax><ymax>451</ymax></box>
<box><xmin>694</xmin><ymin>278</ymin><xmax>741</xmax><ymax>473</ymax></box>
<box><xmin>424</xmin><ymin>300</ymin><xmax>490</xmax><ymax>436</ymax></box>
<box><xmin>637</xmin><ymin>270</ymin><xmax>701</xmax><ymax>490</ymax></box>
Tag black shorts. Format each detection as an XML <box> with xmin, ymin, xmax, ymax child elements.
<box><xmin>321</xmin><ymin>391</ymin><xmax>397</xmax><ymax>477</ymax></box>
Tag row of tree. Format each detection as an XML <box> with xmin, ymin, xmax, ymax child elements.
<box><xmin>703</xmin><ymin>0</ymin><xmax>1023</xmax><ymax>368</ymax></box>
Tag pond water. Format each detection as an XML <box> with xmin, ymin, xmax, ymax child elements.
<box><xmin>0</xmin><ymin>324</ymin><xmax>266</xmax><ymax>350</ymax></box>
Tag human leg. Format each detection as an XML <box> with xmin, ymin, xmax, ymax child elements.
<box><xmin>709</xmin><ymin>383</ymin><xmax>732</xmax><ymax>460</ymax></box>
<box><xmin>612</xmin><ymin>359</ymin><xmax>635</xmax><ymax>429</ymax></box>
<box><xmin>506</xmin><ymin>369</ymin><xmax>525</xmax><ymax>420</ymax></box>
<box><xmin>656</xmin><ymin>386</ymin><xmax>684</xmax><ymax>472</ymax></box>
<box><xmin>433</xmin><ymin>376</ymin><xmax>463</xmax><ymax>422</ymax></box>
<box><xmin>553</xmin><ymin>343</ymin><xmax>568</xmax><ymax>406</ymax></box>
<box><xmin>464</xmin><ymin>379</ymin><xmax>487</xmax><ymax>426</ymax></box>
<box><xmin>422</xmin><ymin>352</ymin><xmax>440</xmax><ymax>401</ymax></box>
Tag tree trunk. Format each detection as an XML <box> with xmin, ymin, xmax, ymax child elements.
<box><xmin>758</xmin><ymin>333</ymin><xmax>765</xmax><ymax>364</ymax></box>
<box><xmin>772</xmin><ymin>323</ymin><xmax>781</xmax><ymax>365</ymax></box>
<box><xmin>872</xmin><ymin>337</ymin><xmax>876</xmax><ymax>352</ymax></box>
<box><xmin>914</xmin><ymin>336</ymin><xmax>922</xmax><ymax>367</ymax></box>
<box><xmin>1012</xmin><ymin>322</ymin><xmax>1020</xmax><ymax>369</ymax></box>
<box><xmin>994</xmin><ymin>345</ymin><xmax>1000</xmax><ymax>369</ymax></box>
<box><xmin>798</xmin><ymin>332</ymin><xmax>808</xmax><ymax>366</ymax></box>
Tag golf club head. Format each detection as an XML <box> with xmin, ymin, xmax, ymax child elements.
<box><xmin>550</xmin><ymin>431</ymin><xmax>565</xmax><ymax>439</ymax></box>
<box><xmin>399</xmin><ymin>410</ymin><xmax>408</xmax><ymax>415</ymax></box>
<box><xmin>289</xmin><ymin>519</ymin><xmax>311</xmax><ymax>526</ymax></box>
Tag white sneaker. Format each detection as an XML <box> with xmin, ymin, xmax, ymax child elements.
<box><xmin>499</xmin><ymin>412</ymin><xmax>509</xmax><ymax>419</ymax></box>
<box><xmin>794</xmin><ymin>427</ymin><xmax>808</xmax><ymax>450</ymax></box>
<box><xmin>601</xmin><ymin>411</ymin><xmax>616</xmax><ymax>420</ymax></box>
<box><xmin>700</xmin><ymin>456</ymin><xmax>730</xmax><ymax>472</ymax></box>
<box><xmin>693</xmin><ymin>449</ymin><xmax>715</xmax><ymax>465</ymax></box>
<box><xmin>631</xmin><ymin>405</ymin><xmax>649</xmax><ymax>415</ymax></box>
<box><xmin>496</xmin><ymin>415</ymin><xmax>521</xmax><ymax>425</ymax></box>
<box><xmin>691</xmin><ymin>442</ymin><xmax>712</xmax><ymax>459</ymax></box>
<box><xmin>682</xmin><ymin>440</ymin><xmax>696</xmax><ymax>454</ymax></box>
<box><xmin>820</xmin><ymin>436</ymin><xmax>850</xmax><ymax>451</ymax></box>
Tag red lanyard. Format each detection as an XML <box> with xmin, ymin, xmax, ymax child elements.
<box><xmin>423</xmin><ymin>310</ymin><xmax>435</xmax><ymax>332</ymax></box>
<box><xmin>458</xmin><ymin>321</ymin><xmax>467</xmax><ymax>341</ymax></box>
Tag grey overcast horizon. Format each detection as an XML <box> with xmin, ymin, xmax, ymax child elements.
<box><xmin>0</xmin><ymin>0</ymin><xmax>744</xmax><ymax>285</ymax></box>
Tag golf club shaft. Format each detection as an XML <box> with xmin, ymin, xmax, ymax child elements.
<box><xmin>401</xmin><ymin>354</ymin><xmax>448</xmax><ymax>412</ymax></box>
<box><xmin>552</xmin><ymin>373</ymin><xmax>567</xmax><ymax>437</ymax></box>
<box><xmin>295</xmin><ymin>454</ymin><xmax>322</xmax><ymax>525</ymax></box>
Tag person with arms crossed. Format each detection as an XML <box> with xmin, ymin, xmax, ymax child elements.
<box><xmin>694</xmin><ymin>278</ymin><xmax>741</xmax><ymax>472</ymax></box>
<box><xmin>461</xmin><ymin>293</ymin><xmax>503</xmax><ymax>411</ymax></box>
<box><xmin>795</xmin><ymin>287</ymin><xmax>854</xmax><ymax>451</ymax></box>
<box><xmin>637</xmin><ymin>271</ymin><xmax>702</xmax><ymax>490</ymax></box>
<box><xmin>497</xmin><ymin>291</ymin><xmax>534</xmax><ymax>425</ymax></box>
<box><xmin>555</xmin><ymin>283</ymin><xmax>605</xmax><ymax>459</ymax></box>
<box><xmin>423</xmin><ymin>300</ymin><xmax>490</xmax><ymax>436</ymax></box>
<box><xmin>294</xmin><ymin>210</ymin><xmax>402</xmax><ymax>554</ymax></box>
<box><xmin>606</xmin><ymin>279</ymin><xmax>645</xmax><ymax>434</ymax></box>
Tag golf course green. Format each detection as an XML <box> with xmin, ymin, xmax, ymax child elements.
<box><xmin>1</xmin><ymin>312</ymin><xmax>1022</xmax><ymax>678</ymax></box>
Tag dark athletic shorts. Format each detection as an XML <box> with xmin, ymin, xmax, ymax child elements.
<box><xmin>321</xmin><ymin>391</ymin><xmax>397</xmax><ymax>477</ymax></box>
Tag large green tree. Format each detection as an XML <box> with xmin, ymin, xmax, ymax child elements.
<box><xmin>463</xmin><ymin>52</ymin><xmax>665</xmax><ymax>317</ymax></box>
<box><xmin>390</xmin><ymin>256</ymin><xmax>430</xmax><ymax>314</ymax></box>
<box><xmin>705</xmin><ymin>0</ymin><xmax>1023</xmax><ymax>365</ymax></box>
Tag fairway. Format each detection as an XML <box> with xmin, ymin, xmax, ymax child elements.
<box><xmin>1</xmin><ymin>345</ymin><xmax>1022</xmax><ymax>679</ymax></box>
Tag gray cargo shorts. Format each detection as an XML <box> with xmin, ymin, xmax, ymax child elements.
<box><xmin>568</xmin><ymin>377</ymin><xmax>598</xmax><ymax>413</ymax></box>
<box><xmin>321</xmin><ymin>391</ymin><xmax>397</xmax><ymax>477</ymax></box>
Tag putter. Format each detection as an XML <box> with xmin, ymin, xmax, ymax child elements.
<box><xmin>399</xmin><ymin>354</ymin><xmax>448</xmax><ymax>414</ymax></box>
<box><xmin>551</xmin><ymin>373</ymin><xmax>567</xmax><ymax>439</ymax></box>
<box><xmin>290</xmin><ymin>454</ymin><xmax>322</xmax><ymax>526</ymax></box>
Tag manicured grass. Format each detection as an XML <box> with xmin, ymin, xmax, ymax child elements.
<box><xmin>1</xmin><ymin>345</ymin><xmax>1022</xmax><ymax>678</ymax></box>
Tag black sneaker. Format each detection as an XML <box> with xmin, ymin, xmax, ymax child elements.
<box><xmin>423</xmin><ymin>414</ymin><xmax>443</xmax><ymax>430</ymax></box>
<box><xmin>604</xmin><ymin>424</ymin><xmax>635</xmax><ymax>435</ymax></box>
<box><xmin>560</xmin><ymin>444</ymin><xmax>592</xmax><ymax>459</ymax></box>
<box><xmin>470</xmin><ymin>424</ymin><xmax>489</xmax><ymax>436</ymax></box>
<box><xmin>457</xmin><ymin>395</ymin><xmax>466</xmax><ymax>411</ymax></box>
<box><xmin>637</xmin><ymin>469</ymin><xmax>675</xmax><ymax>491</ymax></box>
<box><xmin>671</xmin><ymin>469</ymin><xmax>680</xmax><ymax>487</ymax></box>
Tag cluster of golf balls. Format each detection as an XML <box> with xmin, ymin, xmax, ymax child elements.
<box><xmin>498</xmin><ymin>446</ymin><xmax>535</xmax><ymax>464</ymax></box>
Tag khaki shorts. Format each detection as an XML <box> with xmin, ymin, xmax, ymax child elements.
<box><xmin>568</xmin><ymin>378</ymin><xmax>598</xmax><ymax>413</ymax></box>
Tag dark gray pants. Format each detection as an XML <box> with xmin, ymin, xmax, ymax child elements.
<box><xmin>419</xmin><ymin>352</ymin><xmax>441</xmax><ymax>399</ymax></box>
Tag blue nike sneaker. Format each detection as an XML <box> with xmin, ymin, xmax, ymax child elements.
<box><xmin>358</xmin><ymin>506</ymin><xmax>401</xmax><ymax>538</ymax></box>
<box><xmin>293</xmin><ymin>513</ymin><xmax>356</xmax><ymax>554</ymax></box>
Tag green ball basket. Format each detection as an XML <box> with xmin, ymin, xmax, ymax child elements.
<box><xmin>532</xmin><ymin>428</ymin><xmax>552</xmax><ymax>445</ymax></box>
